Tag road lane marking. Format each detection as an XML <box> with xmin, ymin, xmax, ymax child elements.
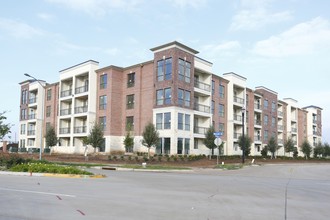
<box><xmin>0</xmin><ymin>187</ymin><xmax>76</xmax><ymax>197</ymax></box>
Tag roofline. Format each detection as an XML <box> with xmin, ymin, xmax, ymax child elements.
<box><xmin>150</xmin><ymin>41</ymin><xmax>199</xmax><ymax>54</ymax></box>
<box><xmin>60</xmin><ymin>60</ymin><xmax>99</xmax><ymax>73</ymax></box>
<box><xmin>223</xmin><ymin>72</ymin><xmax>247</xmax><ymax>81</ymax></box>
<box><xmin>302</xmin><ymin>105</ymin><xmax>323</xmax><ymax>110</ymax></box>
<box><xmin>255</xmin><ymin>86</ymin><xmax>278</xmax><ymax>95</ymax></box>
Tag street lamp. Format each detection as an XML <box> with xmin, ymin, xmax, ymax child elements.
<box><xmin>242</xmin><ymin>106</ymin><xmax>246</xmax><ymax>164</ymax></box>
<box><xmin>24</xmin><ymin>73</ymin><xmax>46</xmax><ymax>160</ymax></box>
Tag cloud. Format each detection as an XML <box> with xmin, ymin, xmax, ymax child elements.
<box><xmin>46</xmin><ymin>0</ymin><xmax>144</xmax><ymax>16</ymax></box>
<box><xmin>166</xmin><ymin>0</ymin><xmax>207</xmax><ymax>9</ymax></box>
<box><xmin>37</xmin><ymin>13</ymin><xmax>55</xmax><ymax>22</ymax></box>
<box><xmin>230</xmin><ymin>0</ymin><xmax>293</xmax><ymax>31</ymax></box>
<box><xmin>201</xmin><ymin>41</ymin><xmax>241</xmax><ymax>57</ymax></box>
<box><xmin>252</xmin><ymin>17</ymin><xmax>330</xmax><ymax>57</ymax></box>
<box><xmin>0</xmin><ymin>18</ymin><xmax>44</xmax><ymax>39</ymax></box>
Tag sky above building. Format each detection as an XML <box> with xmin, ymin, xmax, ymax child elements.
<box><xmin>0</xmin><ymin>0</ymin><xmax>329</xmax><ymax>144</ymax></box>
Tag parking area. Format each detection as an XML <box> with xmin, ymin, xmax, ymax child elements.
<box><xmin>0</xmin><ymin>164</ymin><xmax>329</xmax><ymax>220</ymax></box>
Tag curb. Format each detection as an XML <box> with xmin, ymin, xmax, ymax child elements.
<box><xmin>0</xmin><ymin>171</ymin><xmax>106</xmax><ymax>178</ymax></box>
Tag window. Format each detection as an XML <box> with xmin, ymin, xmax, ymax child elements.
<box><xmin>20</xmin><ymin>124</ymin><xmax>26</xmax><ymax>134</ymax></box>
<box><xmin>21</xmin><ymin>89</ymin><xmax>28</xmax><ymax>104</ymax></box>
<box><xmin>99</xmin><ymin>116</ymin><xmax>106</xmax><ymax>130</ymax></box>
<box><xmin>194</xmin><ymin>139</ymin><xmax>198</xmax><ymax>149</ymax></box>
<box><xmin>184</xmin><ymin>91</ymin><xmax>190</xmax><ymax>107</ymax></box>
<box><xmin>46</xmin><ymin>122</ymin><xmax>51</xmax><ymax>132</ymax></box>
<box><xmin>21</xmin><ymin>109</ymin><xmax>27</xmax><ymax>120</ymax></box>
<box><xmin>211</xmin><ymin>101</ymin><xmax>215</xmax><ymax>114</ymax></box>
<box><xmin>212</xmin><ymin>80</ymin><xmax>215</xmax><ymax>94</ymax></box>
<box><xmin>184</xmin><ymin>138</ymin><xmax>190</xmax><ymax>154</ymax></box>
<box><xmin>156</xmin><ymin>89</ymin><xmax>164</xmax><ymax>105</ymax></box>
<box><xmin>126</xmin><ymin>94</ymin><xmax>134</xmax><ymax>109</ymax></box>
<box><xmin>264</xmin><ymin>115</ymin><xmax>268</xmax><ymax>126</ymax></box>
<box><xmin>164</xmin><ymin>112</ymin><xmax>171</xmax><ymax>129</ymax></box>
<box><xmin>178</xmin><ymin>113</ymin><xmax>183</xmax><ymax>130</ymax></box>
<box><xmin>264</xmin><ymin>130</ymin><xmax>268</xmax><ymax>141</ymax></box>
<box><xmin>219</xmin><ymin>104</ymin><xmax>225</xmax><ymax>117</ymax></box>
<box><xmin>46</xmin><ymin>106</ymin><xmax>51</xmax><ymax>117</ymax></box>
<box><xmin>185</xmin><ymin>114</ymin><xmax>190</xmax><ymax>131</ymax></box>
<box><xmin>99</xmin><ymin>95</ymin><xmax>107</xmax><ymax>110</ymax></box>
<box><xmin>178</xmin><ymin>58</ymin><xmax>190</xmax><ymax>83</ymax></box>
<box><xmin>272</xmin><ymin>101</ymin><xmax>276</xmax><ymax>112</ymax></box>
<box><xmin>157</xmin><ymin>60</ymin><xmax>164</xmax><ymax>81</ymax></box>
<box><xmin>264</xmin><ymin>99</ymin><xmax>268</xmax><ymax>110</ymax></box>
<box><xmin>157</xmin><ymin>88</ymin><xmax>171</xmax><ymax>106</ymax></box>
<box><xmin>47</xmin><ymin>89</ymin><xmax>52</xmax><ymax>101</ymax></box>
<box><xmin>272</xmin><ymin>117</ymin><xmax>276</xmax><ymax>127</ymax></box>
<box><xmin>100</xmin><ymin>74</ymin><xmax>107</xmax><ymax>89</ymax></box>
<box><xmin>219</xmin><ymin>85</ymin><xmax>225</xmax><ymax>98</ymax></box>
<box><xmin>219</xmin><ymin>123</ymin><xmax>225</xmax><ymax>133</ymax></box>
<box><xmin>164</xmin><ymin>88</ymin><xmax>171</xmax><ymax>105</ymax></box>
<box><xmin>156</xmin><ymin>113</ymin><xmax>163</xmax><ymax>129</ymax></box>
<box><xmin>165</xmin><ymin>58</ymin><xmax>172</xmax><ymax>80</ymax></box>
<box><xmin>126</xmin><ymin>116</ymin><xmax>134</xmax><ymax>131</ymax></box>
<box><xmin>177</xmin><ymin>138</ymin><xmax>183</xmax><ymax>154</ymax></box>
<box><xmin>178</xmin><ymin>89</ymin><xmax>184</xmax><ymax>106</ymax></box>
<box><xmin>127</xmin><ymin>72</ymin><xmax>135</xmax><ymax>87</ymax></box>
<box><xmin>20</xmin><ymin>139</ymin><xmax>26</xmax><ymax>148</ymax></box>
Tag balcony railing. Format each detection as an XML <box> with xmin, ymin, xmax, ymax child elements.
<box><xmin>74</xmin><ymin>126</ymin><xmax>87</xmax><ymax>133</ymax></box>
<box><xmin>278</xmin><ymin>125</ymin><xmax>283</xmax><ymax>130</ymax></box>
<box><xmin>75</xmin><ymin>106</ymin><xmax>88</xmax><ymax>114</ymax></box>
<box><xmin>234</xmin><ymin>132</ymin><xmax>242</xmax><ymax>139</ymax></box>
<box><xmin>234</xmin><ymin>114</ymin><xmax>242</xmax><ymax>122</ymax></box>
<box><xmin>278</xmin><ymin>139</ymin><xmax>283</xmax><ymax>144</ymax></box>
<box><xmin>278</xmin><ymin>111</ymin><xmax>283</xmax><ymax>117</ymax></box>
<box><xmin>29</xmin><ymin>97</ymin><xmax>37</xmax><ymax>104</ymax></box>
<box><xmin>28</xmin><ymin>114</ymin><xmax>36</xmax><ymax>120</ymax></box>
<box><xmin>75</xmin><ymin>85</ymin><xmax>88</xmax><ymax>94</ymax></box>
<box><xmin>313</xmin><ymin>131</ymin><xmax>317</xmax><ymax>135</ymax></box>
<box><xmin>291</xmin><ymin>128</ymin><xmax>297</xmax><ymax>133</ymax></box>
<box><xmin>254</xmin><ymin>120</ymin><xmax>261</xmax><ymax>126</ymax></box>
<box><xmin>194</xmin><ymin>126</ymin><xmax>208</xmax><ymax>135</ymax></box>
<box><xmin>194</xmin><ymin>103</ymin><xmax>210</xmax><ymax>113</ymax></box>
<box><xmin>194</xmin><ymin>80</ymin><xmax>211</xmax><ymax>92</ymax></box>
<box><xmin>27</xmin><ymin>130</ymin><xmax>35</xmax><ymax>136</ymax></box>
<box><xmin>59</xmin><ymin>127</ymin><xmax>70</xmax><ymax>134</ymax></box>
<box><xmin>234</xmin><ymin>96</ymin><xmax>244</xmax><ymax>104</ymax></box>
<box><xmin>61</xmin><ymin>89</ymin><xmax>72</xmax><ymax>98</ymax></box>
<box><xmin>60</xmin><ymin>108</ymin><xmax>71</xmax><ymax>116</ymax></box>
<box><xmin>254</xmin><ymin>103</ymin><xmax>261</xmax><ymax>110</ymax></box>
<box><xmin>254</xmin><ymin>136</ymin><xmax>261</xmax><ymax>141</ymax></box>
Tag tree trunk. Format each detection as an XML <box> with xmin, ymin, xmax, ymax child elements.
<box><xmin>148</xmin><ymin>147</ymin><xmax>150</xmax><ymax>159</ymax></box>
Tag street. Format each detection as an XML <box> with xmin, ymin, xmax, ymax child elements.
<box><xmin>0</xmin><ymin>164</ymin><xmax>329</xmax><ymax>220</ymax></box>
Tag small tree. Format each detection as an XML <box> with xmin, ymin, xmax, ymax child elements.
<box><xmin>324</xmin><ymin>142</ymin><xmax>330</xmax><ymax>157</ymax></box>
<box><xmin>261</xmin><ymin>146</ymin><xmax>268</xmax><ymax>157</ymax></box>
<box><xmin>87</xmin><ymin>123</ymin><xmax>104</xmax><ymax>153</ymax></box>
<box><xmin>238</xmin><ymin>135</ymin><xmax>252</xmax><ymax>157</ymax></box>
<box><xmin>203</xmin><ymin>126</ymin><xmax>216</xmax><ymax>157</ymax></box>
<box><xmin>45</xmin><ymin>125</ymin><xmax>57</xmax><ymax>148</ymax></box>
<box><xmin>313</xmin><ymin>142</ymin><xmax>324</xmax><ymax>158</ymax></box>
<box><xmin>284</xmin><ymin>137</ymin><xmax>295</xmax><ymax>157</ymax></box>
<box><xmin>142</xmin><ymin>122</ymin><xmax>159</xmax><ymax>159</ymax></box>
<box><xmin>301</xmin><ymin>140</ymin><xmax>312</xmax><ymax>159</ymax></box>
<box><xmin>267</xmin><ymin>136</ymin><xmax>278</xmax><ymax>159</ymax></box>
<box><xmin>0</xmin><ymin>111</ymin><xmax>12</xmax><ymax>141</ymax></box>
<box><xmin>123</xmin><ymin>128</ymin><xmax>134</xmax><ymax>153</ymax></box>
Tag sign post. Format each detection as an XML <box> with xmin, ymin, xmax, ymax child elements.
<box><xmin>214</xmin><ymin>137</ymin><xmax>222</xmax><ymax>165</ymax></box>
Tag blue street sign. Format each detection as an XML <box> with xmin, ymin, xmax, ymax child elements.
<box><xmin>213</xmin><ymin>132</ymin><xmax>223</xmax><ymax>137</ymax></box>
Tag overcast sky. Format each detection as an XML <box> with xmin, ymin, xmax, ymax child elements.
<box><xmin>0</xmin><ymin>0</ymin><xmax>329</xmax><ymax>143</ymax></box>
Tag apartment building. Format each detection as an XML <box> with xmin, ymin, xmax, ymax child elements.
<box><xmin>18</xmin><ymin>41</ymin><xmax>323</xmax><ymax>156</ymax></box>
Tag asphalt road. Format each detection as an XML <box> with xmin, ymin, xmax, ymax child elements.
<box><xmin>0</xmin><ymin>164</ymin><xmax>329</xmax><ymax>220</ymax></box>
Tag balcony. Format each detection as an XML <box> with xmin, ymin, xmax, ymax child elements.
<box><xmin>59</xmin><ymin>127</ymin><xmax>70</xmax><ymax>134</ymax></box>
<box><xmin>234</xmin><ymin>114</ymin><xmax>242</xmax><ymax>122</ymax></box>
<box><xmin>278</xmin><ymin>111</ymin><xmax>283</xmax><ymax>117</ymax></box>
<box><xmin>75</xmin><ymin>106</ymin><xmax>88</xmax><ymax>114</ymax></box>
<box><xmin>61</xmin><ymin>89</ymin><xmax>72</xmax><ymax>98</ymax></box>
<box><xmin>254</xmin><ymin>103</ymin><xmax>261</xmax><ymax>110</ymax></box>
<box><xmin>254</xmin><ymin>120</ymin><xmax>261</xmax><ymax>126</ymax></box>
<box><xmin>234</xmin><ymin>96</ymin><xmax>244</xmax><ymax>105</ymax></box>
<box><xmin>194</xmin><ymin>126</ymin><xmax>208</xmax><ymax>135</ymax></box>
<box><xmin>28</xmin><ymin>114</ymin><xmax>36</xmax><ymax>120</ymax></box>
<box><xmin>194</xmin><ymin>80</ymin><xmax>211</xmax><ymax>92</ymax></box>
<box><xmin>27</xmin><ymin>130</ymin><xmax>35</xmax><ymax>136</ymax></box>
<box><xmin>74</xmin><ymin>126</ymin><xmax>87</xmax><ymax>133</ymax></box>
<box><xmin>75</xmin><ymin>85</ymin><xmax>88</xmax><ymax>94</ymax></box>
<box><xmin>194</xmin><ymin>103</ymin><xmax>210</xmax><ymax>113</ymax></box>
<box><xmin>278</xmin><ymin>125</ymin><xmax>283</xmax><ymax>130</ymax></box>
<box><xmin>29</xmin><ymin>97</ymin><xmax>37</xmax><ymax>104</ymax></box>
<box><xmin>313</xmin><ymin>131</ymin><xmax>317</xmax><ymax>135</ymax></box>
<box><xmin>254</xmin><ymin>136</ymin><xmax>261</xmax><ymax>142</ymax></box>
<box><xmin>291</xmin><ymin>127</ymin><xmax>297</xmax><ymax>133</ymax></box>
<box><xmin>278</xmin><ymin>139</ymin><xmax>283</xmax><ymax>145</ymax></box>
<box><xmin>234</xmin><ymin>132</ymin><xmax>242</xmax><ymax>139</ymax></box>
<box><xmin>60</xmin><ymin>108</ymin><xmax>72</xmax><ymax>116</ymax></box>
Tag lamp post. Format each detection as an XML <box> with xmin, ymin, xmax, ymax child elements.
<box><xmin>242</xmin><ymin>106</ymin><xmax>245</xmax><ymax>164</ymax></box>
<box><xmin>24</xmin><ymin>73</ymin><xmax>45</xmax><ymax>161</ymax></box>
